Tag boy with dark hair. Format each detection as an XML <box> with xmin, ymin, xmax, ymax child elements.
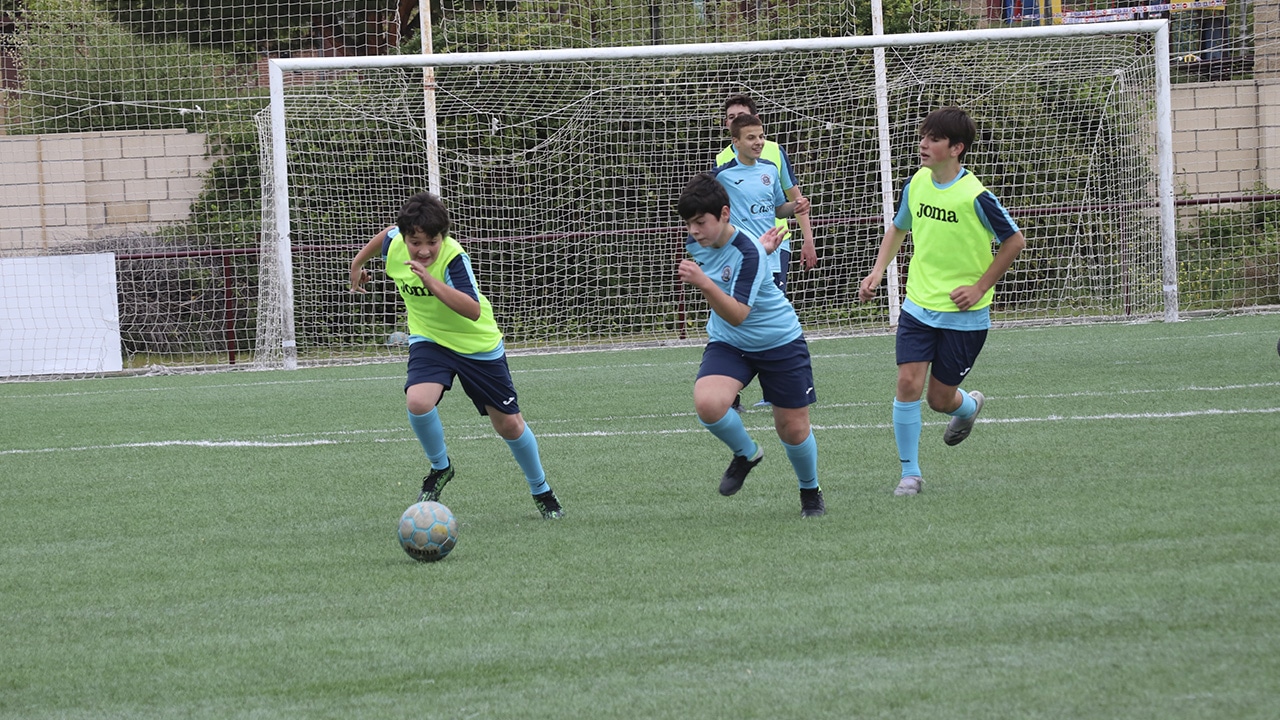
<box><xmin>858</xmin><ymin>106</ymin><xmax>1026</xmax><ymax>496</ymax></box>
<box><xmin>349</xmin><ymin>191</ymin><xmax>564</xmax><ymax>519</ymax></box>
<box><xmin>677</xmin><ymin>172</ymin><xmax>824</xmax><ymax>518</ymax></box>
<box><xmin>718</xmin><ymin>94</ymin><xmax>818</xmax><ymax>288</ymax></box>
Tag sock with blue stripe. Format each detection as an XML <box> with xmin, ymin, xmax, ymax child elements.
<box><xmin>505</xmin><ymin>424</ymin><xmax>550</xmax><ymax>496</ymax></box>
<box><xmin>782</xmin><ymin>430</ymin><xmax>819</xmax><ymax>490</ymax></box>
<box><xmin>893</xmin><ymin>398</ymin><xmax>923</xmax><ymax>479</ymax></box>
<box><xmin>699</xmin><ymin>409</ymin><xmax>759</xmax><ymax>459</ymax></box>
<box><xmin>408</xmin><ymin>407</ymin><xmax>449</xmax><ymax>470</ymax></box>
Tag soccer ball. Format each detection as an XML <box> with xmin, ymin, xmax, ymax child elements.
<box><xmin>397</xmin><ymin>501</ymin><xmax>459</xmax><ymax>562</ymax></box>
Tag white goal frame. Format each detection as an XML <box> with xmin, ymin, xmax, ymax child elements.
<box><xmin>264</xmin><ymin>20</ymin><xmax>1175</xmax><ymax>370</ymax></box>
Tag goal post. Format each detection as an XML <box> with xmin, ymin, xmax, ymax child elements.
<box><xmin>258</xmin><ymin>20</ymin><xmax>1174</xmax><ymax>369</ymax></box>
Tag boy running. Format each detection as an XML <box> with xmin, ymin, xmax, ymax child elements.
<box><xmin>858</xmin><ymin>107</ymin><xmax>1026</xmax><ymax>496</ymax></box>
<box><xmin>349</xmin><ymin>191</ymin><xmax>564</xmax><ymax>518</ymax></box>
<box><xmin>677</xmin><ymin>172</ymin><xmax>824</xmax><ymax>518</ymax></box>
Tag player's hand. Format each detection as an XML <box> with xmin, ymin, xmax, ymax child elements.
<box><xmin>949</xmin><ymin>285</ymin><xmax>983</xmax><ymax>311</ymax></box>
<box><xmin>677</xmin><ymin>259</ymin><xmax>708</xmax><ymax>287</ymax></box>
<box><xmin>759</xmin><ymin>226</ymin><xmax>786</xmax><ymax>254</ymax></box>
<box><xmin>858</xmin><ymin>272</ymin><xmax>882</xmax><ymax>302</ymax></box>
<box><xmin>405</xmin><ymin>259</ymin><xmax>433</xmax><ymax>286</ymax></box>
<box><xmin>799</xmin><ymin>241</ymin><xmax>818</xmax><ymax>270</ymax></box>
<box><xmin>349</xmin><ymin>266</ymin><xmax>370</xmax><ymax>293</ymax></box>
<box><xmin>793</xmin><ymin>195</ymin><xmax>811</xmax><ymax>216</ymax></box>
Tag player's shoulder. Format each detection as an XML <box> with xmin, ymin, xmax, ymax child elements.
<box><xmin>728</xmin><ymin>229</ymin><xmax>763</xmax><ymax>257</ymax></box>
<box><xmin>712</xmin><ymin>158</ymin><xmax>740</xmax><ymax>174</ymax></box>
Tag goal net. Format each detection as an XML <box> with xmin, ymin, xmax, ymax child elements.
<box><xmin>257</xmin><ymin>21</ymin><xmax>1173</xmax><ymax>369</ymax></box>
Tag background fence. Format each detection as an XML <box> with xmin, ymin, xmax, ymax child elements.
<box><xmin>1</xmin><ymin>0</ymin><xmax>1277</xmax><ymax>376</ymax></box>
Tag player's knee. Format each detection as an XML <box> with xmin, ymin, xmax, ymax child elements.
<box><xmin>489</xmin><ymin>410</ymin><xmax>525</xmax><ymax>439</ymax></box>
<box><xmin>693</xmin><ymin>395</ymin><xmax>731</xmax><ymax>424</ymax></box>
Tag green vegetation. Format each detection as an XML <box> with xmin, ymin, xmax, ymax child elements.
<box><xmin>1179</xmin><ymin>189</ymin><xmax>1280</xmax><ymax>310</ymax></box>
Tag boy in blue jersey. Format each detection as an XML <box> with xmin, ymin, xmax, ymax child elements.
<box><xmin>718</xmin><ymin>94</ymin><xmax>818</xmax><ymax>289</ymax></box>
<box><xmin>715</xmin><ymin>113</ymin><xmax>811</xmax><ymax>412</ymax></box>
<box><xmin>858</xmin><ymin>107</ymin><xmax>1026</xmax><ymax>497</ymax></box>
<box><xmin>349</xmin><ymin>191</ymin><xmax>564</xmax><ymax>519</ymax></box>
<box><xmin>677</xmin><ymin>172</ymin><xmax>824</xmax><ymax>518</ymax></box>
<box><xmin>713</xmin><ymin>113</ymin><xmax>811</xmax><ymax>281</ymax></box>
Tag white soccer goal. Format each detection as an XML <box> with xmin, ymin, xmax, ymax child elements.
<box><xmin>257</xmin><ymin>20</ymin><xmax>1174</xmax><ymax>370</ymax></box>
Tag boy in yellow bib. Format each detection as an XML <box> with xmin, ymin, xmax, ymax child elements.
<box><xmin>858</xmin><ymin>107</ymin><xmax>1025</xmax><ymax>497</ymax></box>
<box><xmin>349</xmin><ymin>192</ymin><xmax>564</xmax><ymax>519</ymax></box>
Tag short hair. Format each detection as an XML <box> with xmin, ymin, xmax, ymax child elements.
<box><xmin>723</xmin><ymin>93</ymin><xmax>758</xmax><ymax>116</ymax></box>
<box><xmin>919</xmin><ymin>106</ymin><xmax>976</xmax><ymax>160</ymax></box>
<box><xmin>729</xmin><ymin>113</ymin><xmax>763</xmax><ymax>139</ymax></box>
<box><xmin>678</xmin><ymin>172</ymin><xmax>730</xmax><ymax>221</ymax></box>
<box><xmin>397</xmin><ymin>191</ymin><xmax>451</xmax><ymax>238</ymax></box>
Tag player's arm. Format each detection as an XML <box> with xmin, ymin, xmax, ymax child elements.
<box><xmin>774</xmin><ymin>193</ymin><xmax>810</xmax><ymax>219</ymax></box>
<box><xmin>349</xmin><ymin>226</ymin><xmax>392</xmax><ymax>293</ymax></box>
<box><xmin>858</xmin><ymin>224</ymin><xmax>908</xmax><ymax>303</ymax></box>
<box><xmin>784</xmin><ymin>185</ymin><xmax>818</xmax><ymax>270</ymax></box>
<box><xmin>407</xmin><ymin>257</ymin><xmax>483</xmax><ymax>321</ymax></box>
<box><xmin>950</xmin><ymin>230</ymin><xmax>1026</xmax><ymax>311</ymax></box>
<box><xmin>677</xmin><ymin>259</ymin><xmax>751</xmax><ymax>326</ymax></box>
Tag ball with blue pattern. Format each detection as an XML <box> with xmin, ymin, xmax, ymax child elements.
<box><xmin>398</xmin><ymin>501</ymin><xmax>459</xmax><ymax>562</ymax></box>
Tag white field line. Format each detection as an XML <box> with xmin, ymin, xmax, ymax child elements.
<box><xmin>6</xmin><ymin>324</ymin><xmax>1273</xmax><ymax>401</ymax></box>
<box><xmin>2</xmin><ymin>406</ymin><xmax>1277</xmax><ymax>457</ymax></box>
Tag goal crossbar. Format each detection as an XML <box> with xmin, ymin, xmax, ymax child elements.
<box><xmin>269</xmin><ymin>20</ymin><xmax>1170</xmax><ymax>72</ymax></box>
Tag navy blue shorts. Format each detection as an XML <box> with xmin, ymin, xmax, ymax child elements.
<box><xmin>773</xmin><ymin>248</ymin><xmax>792</xmax><ymax>292</ymax></box>
<box><xmin>405</xmin><ymin>341</ymin><xmax>521</xmax><ymax>416</ymax></box>
<box><xmin>895</xmin><ymin>310</ymin><xmax>987</xmax><ymax>387</ymax></box>
<box><xmin>697</xmin><ymin>338</ymin><xmax>816</xmax><ymax>409</ymax></box>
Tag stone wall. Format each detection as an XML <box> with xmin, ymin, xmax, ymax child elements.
<box><xmin>0</xmin><ymin>129</ymin><xmax>214</xmax><ymax>252</ymax></box>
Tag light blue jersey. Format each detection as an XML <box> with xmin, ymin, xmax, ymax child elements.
<box><xmin>712</xmin><ymin>159</ymin><xmax>788</xmax><ymax>274</ymax></box>
<box><xmin>686</xmin><ymin>228</ymin><xmax>802</xmax><ymax>352</ymax></box>
<box><xmin>715</xmin><ymin>141</ymin><xmax>798</xmax><ymax>260</ymax></box>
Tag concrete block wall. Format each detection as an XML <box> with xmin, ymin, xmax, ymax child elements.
<box><xmin>0</xmin><ymin>129</ymin><xmax>214</xmax><ymax>252</ymax></box>
<box><xmin>1</xmin><ymin>81</ymin><xmax>1277</xmax><ymax>255</ymax></box>
<box><xmin>1171</xmin><ymin>79</ymin><xmax>1280</xmax><ymax>197</ymax></box>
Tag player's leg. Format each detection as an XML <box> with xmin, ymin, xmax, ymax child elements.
<box><xmin>751</xmin><ymin>249</ymin><xmax>793</xmax><ymax>410</ymax></box>
<box><xmin>457</xmin><ymin>354</ymin><xmax>563</xmax><ymax>518</ymax></box>
<box><xmin>757</xmin><ymin>338</ymin><xmax>823</xmax><ymax>516</ymax></box>
<box><xmin>893</xmin><ymin>311</ymin><xmax>935</xmax><ymax>496</ymax></box>
<box><xmin>929</xmin><ymin>327</ymin><xmax>988</xmax><ymax>446</ymax></box>
<box><xmin>696</xmin><ymin>342</ymin><xmax>761</xmax><ymax>496</ymax></box>
<box><xmin>404</xmin><ymin>342</ymin><xmax>456</xmax><ymax>502</ymax></box>
<box><xmin>773</xmin><ymin>248</ymin><xmax>792</xmax><ymax>294</ymax></box>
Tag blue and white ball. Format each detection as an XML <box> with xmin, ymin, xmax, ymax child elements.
<box><xmin>397</xmin><ymin>501</ymin><xmax>459</xmax><ymax>562</ymax></box>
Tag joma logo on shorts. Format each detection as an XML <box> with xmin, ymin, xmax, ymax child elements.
<box><xmin>916</xmin><ymin>203</ymin><xmax>958</xmax><ymax>223</ymax></box>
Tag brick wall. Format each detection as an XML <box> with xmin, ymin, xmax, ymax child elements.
<box><xmin>0</xmin><ymin>129</ymin><xmax>214</xmax><ymax>252</ymax></box>
<box><xmin>1171</xmin><ymin>78</ymin><xmax>1280</xmax><ymax>197</ymax></box>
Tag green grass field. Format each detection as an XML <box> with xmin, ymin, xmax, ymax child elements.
<box><xmin>3</xmin><ymin>314</ymin><xmax>1279</xmax><ymax>719</ymax></box>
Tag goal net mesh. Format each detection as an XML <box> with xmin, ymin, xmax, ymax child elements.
<box><xmin>258</xmin><ymin>31</ymin><xmax>1161</xmax><ymax>365</ymax></box>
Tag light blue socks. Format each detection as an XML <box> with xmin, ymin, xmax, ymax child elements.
<box><xmin>948</xmin><ymin>388</ymin><xmax>978</xmax><ymax>419</ymax></box>
<box><xmin>408</xmin><ymin>407</ymin><xmax>449</xmax><ymax>469</ymax></box>
<box><xmin>505</xmin><ymin>424</ymin><xmax>550</xmax><ymax>495</ymax></box>
<box><xmin>700</xmin><ymin>410</ymin><xmax>759</xmax><ymax>459</ymax></box>
<box><xmin>893</xmin><ymin>399</ymin><xmax>922</xmax><ymax>479</ymax></box>
<box><xmin>782</xmin><ymin>431</ymin><xmax>819</xmax><ymax>490</ymax></box>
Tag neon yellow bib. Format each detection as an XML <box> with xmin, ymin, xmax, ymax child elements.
<box><xmin>385</xmin><ymin>234</ymin><xmax>502</xmax><ymax>354</ymax></box>
<box><xmin>905</xmin><ymin>168</ymin><xmax>996</xmax><ymax>312</ymax></box>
